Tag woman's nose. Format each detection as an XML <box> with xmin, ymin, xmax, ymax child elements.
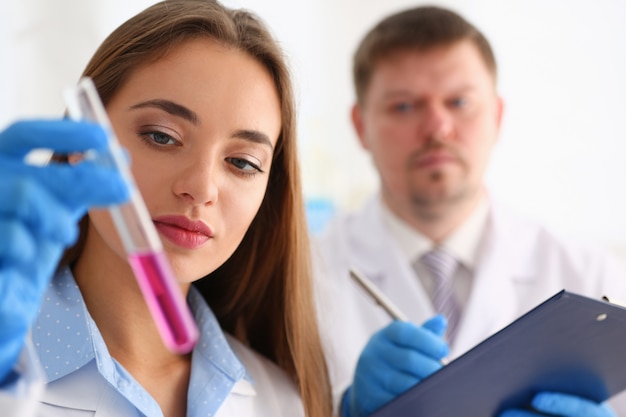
<box><xmin>172</xmin><ymin>159</ymin><xmax>219</xmax><ymax>206</ymax></box>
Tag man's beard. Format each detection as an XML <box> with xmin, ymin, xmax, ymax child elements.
<box><xmin>408</xmin><ymin>170</ymin><xmax>474</xmax><ymax>222</ymax></box>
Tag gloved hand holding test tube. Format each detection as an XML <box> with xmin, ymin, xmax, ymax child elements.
<box><xmin>62</xmin><ymin>77</ymin><xmax>199</xmax><ymax>354</ymax></box>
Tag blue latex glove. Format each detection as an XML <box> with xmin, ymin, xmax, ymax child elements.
<box><xmin>0</xmin><ymin>119</ymin><xmax>129</xmax><ymax>384</ymax></box>
<box><xmin>342</xmin><ymin>315</ymin><xmax>449</xmax><ymax>417</ymax></box>
<box><xmin>500</xmin><ymin>391</ymin><xmax>616</xmax><ymax>417</ymax></box>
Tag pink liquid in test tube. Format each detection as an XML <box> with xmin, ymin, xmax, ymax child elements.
<box><xmin>128</xmin><ymin>250</ymin><xmax>198</xmax><ymax>353</ymax></box>
<box><xmin>63</xmin><ymin>77</ymin><xmax>199</xmax><ymax>354</ymax></box>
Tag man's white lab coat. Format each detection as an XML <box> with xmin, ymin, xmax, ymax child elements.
<box><xmin>314</xmin><ymin>194</ymin><xmax>626</xmax><ymax>412</ymax></box>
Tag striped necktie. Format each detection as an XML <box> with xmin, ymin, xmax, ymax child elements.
<box><xmin>419</xmin><ymin>248</ymin><xmax>460</xmax><ymax>343</ymax></box>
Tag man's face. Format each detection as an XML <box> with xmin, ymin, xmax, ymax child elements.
<box><xmin>353</xmin><ymin>40</ymin><xmax>503</xmax><ymax>221</ymax></box>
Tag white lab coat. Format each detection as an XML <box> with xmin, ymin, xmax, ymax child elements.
<box><xmin>314</xmin><ymin>194</ymin><xmax>626</xmax><ymax>413</ymax></box>
<box><xmin>0</xmin><ymin>334</ymin><xmax>304</xmax><ymax>417</ymax></box>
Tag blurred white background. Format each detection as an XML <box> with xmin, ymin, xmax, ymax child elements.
<box><xmin>2</xmin><ymin>0</ymin><xmax>626</xmax><ymax>259</ymax></box>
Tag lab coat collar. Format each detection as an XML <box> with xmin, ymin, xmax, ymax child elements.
<box><xmin>41</xmin><ymin>361</ymin><xmax>256</xmax><ymax>417</ymax></box>
<box><xmin>343</xmin><ymin>195</ymin><xmax>407</xmax><ymax>282</ymax></box>
<box><xmin>344</xmin><ymin>196</ymin><xmax>435</xmax><ymax>322</ymax></box>
<box><xmin>187</xmin><ymin>287</ymin><xmax>250</xmax><ymax>416</ymax></box>
<box><xmin>478</xmin><ymin>197</ymin><xmax>541</xmax><ymax>281</ymax></box>
<box><xmin>451</xmin><ymin>199</ymin><xmax>539</xmax><ymax>356</ymax></box>
<box><xmin>35</xmin><ymin>267</ymin><xmax>252</xmax><ymax>416</ymax></box>
<box><xmin>187</xmin><ymin>287</ymin><xmax>247</xmax><ymax>382</ymax></box>
<box><xmin>35</xmin><ymin>268</ymin><xmax>164</xmax><ymax>416</ymax></box>
<box><xmin>33</xmin><ymin>271</ymin><xmax>248</xmax><ymax>376</ymax></box>
<box><xmin>347</xmin><ymin>194</ymin><xmax>542</xmax><ymax>357</ymax></box>
<box><xmin>41</xmin><ymin>360</ymin><xmax>143</xmax><ymax>416</ymax></box>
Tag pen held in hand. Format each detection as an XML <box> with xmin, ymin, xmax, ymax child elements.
<box><xmin>349</xmin><ymin>268</ymin><xmax>408</xmax><ymax>321</ymax></box>
<box><xmin>349</xmin><ymin>267</ymin><xmax>449</xmax><ymax>365</ymax></box>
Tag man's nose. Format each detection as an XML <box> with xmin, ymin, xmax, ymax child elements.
<box><xmin>421</xmin><ymin>104</ymin><xmax>453</xmax><ymax>140</ymax></box>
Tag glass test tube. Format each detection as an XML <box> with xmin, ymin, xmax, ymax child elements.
<box><xmin>63</xmin><ymin>77</ymin><xmax>199</xmax><ymax>354</ymax></box>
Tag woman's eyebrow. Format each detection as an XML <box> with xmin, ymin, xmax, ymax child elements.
<box><xmin>232</xmin><ymin>129</ymin><xmax>275</xmax><ymax>151</ymax></box>
<box><xmin>129</xmin><ymin>100</ymin><xmax>274</xmax><ymax>150</ymax></box>
<box><xmin>129</xmin><ymin>99</ymin><xmax>200</xmax><ymax>125</ymax></box>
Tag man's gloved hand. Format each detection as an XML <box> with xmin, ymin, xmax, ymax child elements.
<box><xmin>342</xmin><ymin>315</ymin><xmax>449</xmax><ymax>417</ymax></box>
<box><xmin>0</xmin><ymin>119</ymin><xmax>129</xmax><ymax>384</ymax></box>
<box><xmin>500</xmin><ymin>391</ymin><xmax>616</xmax><ymax>417</ymax></box>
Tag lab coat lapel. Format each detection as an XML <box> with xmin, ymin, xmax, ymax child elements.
<box><xmin>451</xmin><ymin>202</ymin><xmax>537</xmax><ymax>358</ymax></box>
<box><xmin>349</xmin><ymin>197</ymin><xmax>434</xmax><ymax>323</ymax></box>
<box><xmin>93</xmin><ymin>386</ymin><xmax>143</xmax><ymax>417</ymax></box>
<box><xmin>40</xmin><ymin>360</ymin><xmax>139</xmax><ymax>416</ymax></box>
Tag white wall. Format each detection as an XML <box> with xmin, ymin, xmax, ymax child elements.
<box><xmin>3</xmin><ymin>0</ymin><xmax>626</xmax><ymax>255</ymax></box>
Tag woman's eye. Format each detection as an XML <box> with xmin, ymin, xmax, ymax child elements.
<box><xmin>226</xmin><ymin>157</ymin><xmax>262</xmax><ymax>173</ymax></box>
<box><xmin>144</xmin><ymin>131</ymin><xmax>177</xmax><ymax>146</ymax></box>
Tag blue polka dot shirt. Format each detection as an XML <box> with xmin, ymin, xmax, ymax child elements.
<box><xmin>31</xmin><ymin>266</ymin><xmax>249</xmax><ymax>417</ymax></box>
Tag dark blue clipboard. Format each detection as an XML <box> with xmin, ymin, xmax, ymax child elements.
<box><xmin>370</xmin><ymin>290</ymin><xmax>626</xmax><ymax>417</ymax></box>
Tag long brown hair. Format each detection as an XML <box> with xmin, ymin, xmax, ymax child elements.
<box><xmin>61</xmin><ymin>1</ymin><xmax>331</xmax><ymax>415</ymax></box>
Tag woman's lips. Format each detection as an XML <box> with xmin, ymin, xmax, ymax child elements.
<box><xmin>153</xmin><ymin>215</ymin><xmax>213</xmax><ymax>250</ymax></box>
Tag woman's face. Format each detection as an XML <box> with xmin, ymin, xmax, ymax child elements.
<box><xmin>89</xmin><ymin>38</ymin><xmax>281</xmax><ymax>283</ymax></box>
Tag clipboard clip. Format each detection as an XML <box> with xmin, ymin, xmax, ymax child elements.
<box><xmin>602</xmin><ymin>295</ymin><xmax>626</xmax><ymax>308</ymax></box>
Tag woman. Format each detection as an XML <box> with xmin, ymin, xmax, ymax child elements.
<box><xmin>0</xmin><ymin>1</ymin><xmax>331</xmax><ymax>416</ymax></box>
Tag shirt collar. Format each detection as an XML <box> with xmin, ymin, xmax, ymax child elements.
<box><xmin>32</xmin><ymin>267</ymin><xmax>96</xmax><ymax>383</ymax></box>
<box><xmin>380</xmin><ymin>195</ymin><xmax>490</xmax><ymax>270</ymax></box>
<box><xmin>33</xmin><ymin>266</ymin><xmax>248</xmax><ymax>417</ymax></box>
<box><xmin>187</xmin><ymin>286</ymin><xmax>248</xmax><ymax>416</ymax></box>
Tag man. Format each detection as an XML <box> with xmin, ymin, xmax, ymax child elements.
<box><xmin>314</xmin><ymin>6</ymin><xmax>626</xmax><ymax>417</ymax></box>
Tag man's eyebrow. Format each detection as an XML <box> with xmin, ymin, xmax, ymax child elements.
<box><xmin>382</xmin><ymin>83</ymin><xmax>479</xmax><ymax>97</ymax></box>
<box><xmin>129</xmin><ymin>99</ymin><xmax>200</xmax><ymax>125</ymax></box>
<box><xmin>232</xmin><ymin>129</ymin><xmax>275</xmax><ymax>151</ymax></box>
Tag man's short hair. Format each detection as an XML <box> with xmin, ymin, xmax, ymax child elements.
<box><xmin>353</xmin><ymin>6</ymin><xmax>497</xmax><ymax>104</ymax></box>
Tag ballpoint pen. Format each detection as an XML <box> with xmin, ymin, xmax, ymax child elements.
<box><xmin>349</xmin><ymin>267</ymin><xmax>408</xmax><ymax>321</ymax></box>
<box><xmin>349</xmin><ymin>266</ymin><xmax>449</xmax><ymax>364</ymax></box>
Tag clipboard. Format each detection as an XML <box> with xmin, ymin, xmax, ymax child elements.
<box><xmin>370</xmin><ymin>290</ymin><xmax>626</xmax><ymax>416</ymax></box>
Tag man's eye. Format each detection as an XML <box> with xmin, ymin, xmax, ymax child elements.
<box><xmin>391</xmin><ymin>102</ymin><xmax>414</xmax><ymax>113</ymax></box>
<box><xmin>450</xmin><ymin>98</ymin><xmax>467</xmax><ymax>108</ymax></box>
